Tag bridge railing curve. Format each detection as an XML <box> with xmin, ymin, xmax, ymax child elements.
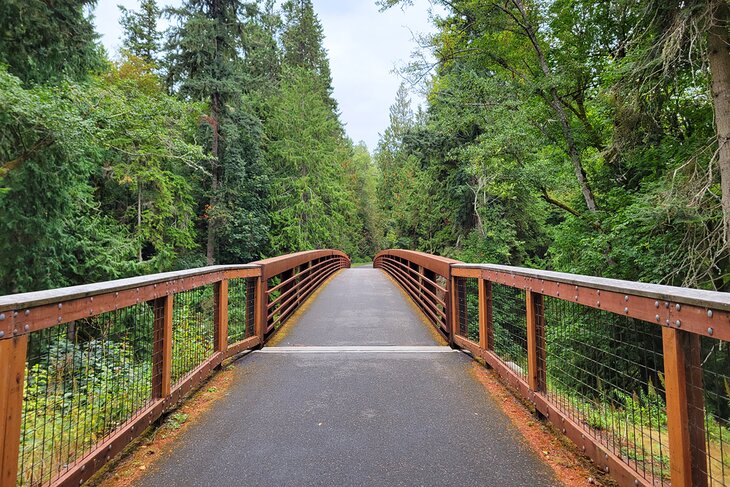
<box><xmin>376</xmin><ymin>249</ymin><xmax>729</xmax><ymax>487</ymax></box>
<box><xmin>0</xmin><ymin>250</ymin><xmax>349</xmax><ymax>487</ymax></box>
<box><xmin>373</xmin><ymin>249</ymin><xmax>459</xmax><ymax>340</ymax></box>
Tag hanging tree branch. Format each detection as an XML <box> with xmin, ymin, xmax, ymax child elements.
<box><xmin>539</xmin><ymin>186</ymin><xmax>603</xmax><ymax>231</ymax></box>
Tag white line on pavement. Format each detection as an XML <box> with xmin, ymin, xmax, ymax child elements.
<box><xmin>255</xmin><ymin>346</ymin><xmax>457</xmax><ymax>354</ymax></box>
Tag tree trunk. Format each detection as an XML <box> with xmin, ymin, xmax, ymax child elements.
<box><xmin>207</xmin><ymin>93</ymin><xmax>221</xmax><ymax>266</ymax></box>
<box><xmin>550</xmin><ymin>90</ymin><xmax>597</xmax><ymax>212</ymax></box>
<box><xmin>206</xmin><ymin>0</ymin><xmax>224</xmax><ymax>266</ymax></box>
<box><xmin>708</xmin><ymin>0</ymin><xmax>730</xmax><ymax>251</ymax></box>
<box><xmin>137</xmin><ymin>177</ymin><xmax>143</xmax><ymax>263</ymax></box>
<box><xmin>512</xmin><ymin>0</ymin><xmax>598</xmax><ymax>212</ymax></box>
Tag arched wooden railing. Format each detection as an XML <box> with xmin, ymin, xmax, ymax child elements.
<box><xmin>373</xmin><ymin>250</ymin><xmax>459</xmax><ymax>340</ymax></box>
<box><xmin>0</xmin><ymin>250</ymin><xmax>349</xmax><ymax>487</ymax></box>
<box><xmin>257</xmin><ymin>250</ymin><xmax>349</xmax><ymax>336</ymax></box>
<box><xmin>376</xmin><ymin>249</ymin><xmax>730</xmax><ymax>487</ymax></box>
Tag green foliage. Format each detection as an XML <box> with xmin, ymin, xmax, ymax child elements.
<box><xmin>165</xmin><ymin>412</ymin><xmax>190</xmax><ymax>431</ymax></box>
<box><xmin>0</xmin><ymin>0</ymin><xmax>381</xmax><ymax>288</ymax></box>
<box><xmin>346</xmin><ymin>143</ymin><xmax>385</xmax><ymax>257</ymax></box>
<box><xmin>95</xmin><ymin>57</ymin><xmax>205</xmax><ymax>272</ymax></box>
<box><xmin>119</xmin><ymin>0</ymin><xmax>162</xmax><ymax>64</ymax></box>
<box><xmin>265</xmin><ymin>65</ymin><xmax>361</xmax><ymax>256</ymax></box>
<box><xmin>281</xmin><ymin>0</ymin><xmax>337</xmax><ymax>111</ymax></box>
<box><xmin>19</xmin><ymin>292</ymin><xmax>220</xmax><ymax>485</ymax></box>
<box><xmin>20</xmin><ymin>336</ymin><xmax>152</xmax><ymax>486</ymax></box>
<box><xmin>0</xmin><ymin>0</ymin><xmax>103</xmax><ymax>84</ymax></box>
<box><xmin>0</xmin><ymin>67</ymin><xmax>135</xmax><ymax>293</ymax></box>
<box><xmin>377</xmin><ymin>0</ymin><xmax>727</xmax><ymax>289</ymax></box>
<box><xmin>0</xmin><ymin>57</ymin><xmax>209</xmax><ymax>292</ymax></box>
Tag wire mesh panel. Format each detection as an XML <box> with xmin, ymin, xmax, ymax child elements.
<box><xmin>541</xmin><ymin>296</ymin><xmax>669</xmax><ymax>484</ymax></box>
<box><xmin>456</xmin><ymin>278</ymin><xmax>479</xmax><ymax>343</ymax></box>
<box><xmin>227</xmin><ymin>278</ymin><xmax>252</xmax><ymax>344</ymax></box>
<box><xmin>18</xmin><ymin>304</ymin><xmax>155</xmax><ymax>486</ymax></box>
<box><xmin>694</xmin><ymin>335</ymin><xmax>730</xmax><ymax>486</ymax></box>
<box><xmin>171</xmin><ymin>285</ymin><xmax>215</xmax><ymax>387</ymax></box>
<box><xmin>491</xmin><ymin>283</ymin><xmax>528</xmax><ymax>381</ymax></box>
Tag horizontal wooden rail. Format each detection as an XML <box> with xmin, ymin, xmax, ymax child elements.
<box><xmin>375</xmin><ymin>249</ymin><xmax>730</xmax><ymax>487</ymax></box>
<box><xmin>267</xmin><ymin>261</ymin><xmax>340</xmax><ymax>322</ymax></box>
<box><xmin>374</xmin><ymin>250</ymin><xmax>458</xmax><ymax>340</ymax></box>
<box><xmin>0</xmin><ymin>250</ymin><xmax>349</xmax><ymax>487</ymax></box>
<box><xmin>256</xmin><ymin>250</ymin><xmax>349</xmax><ymax>337</ymax></box>
<box><xmin>380</xmin><ymin>260</ymin><xmax>447</xmax><ymax>324</ymax></box>
<box><xmin>452</xmin><ymin>263</ymin><xmax>730</xmax><ymax>341</ymax></box>
<box><xmin>381</xmin><ymin>257</ymin><xmax>447</xmax><ymax>300</ymax></box>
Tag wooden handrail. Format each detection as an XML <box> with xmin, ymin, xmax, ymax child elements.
<box><xmin>374</xmin><ymin>249</ymin><xmax>456</xmax><ymax>340</ymax></box>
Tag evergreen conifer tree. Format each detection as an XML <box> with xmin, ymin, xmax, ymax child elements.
<box><xmin>119</xmin><ymin>0</ymin><xmax>162</xmax><ymax>64</ymax></box>
<box><xmin>281</xmin><ymin>0</ymin><xmax>337</xmax><ymax>111</ymax></box>
<box><xmin>166</xmin><ymin>0</ymin><xmax>269</xmax><ymax>264</ymax></box>
<box><xmin>0</xmin><ymin>0</ymin><xmax>102</xmax><ymax>84</ymax></box>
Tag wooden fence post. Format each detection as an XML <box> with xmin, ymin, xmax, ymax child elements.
<box><xmin>448</xmin><ymin>274</ymin><xmax>457</xmax><ymax>347</ymax></box>
<box><xmin>477</xmin><ymin>279</ymin><xmax>487</xmax><ymax>350</ymax></box>
<box><xmin>214</xmin><ymin>280</ymin><xmax>229</xmax><ymax>354</ymax></box>
<box><xmin>662</xmin><ymin>327</ymin><xmax>708</xmax><ymax>487</ymax></box>
<box><xmin>526</xmin><ymin>291</ymin><xmax>546</xmax><ymax>392</ymax></box>
<box><xmin>485</xmin><ymin>281</ymin><xmax>494</xmax><ymax>350</ymax></box>
<box><xmin>152</xmin><ymin>295</ymin><xmax>173</xmax><ymax>399</ymax></box>
<box><xmin>254</xmin><ymin>275</ymin><xmax>267</xmax><ymax>343</ymax></box>
<box><xmin>0</xmin><ymin>335</ymin><xmax>27</xmax><ymax>487</ymax></box>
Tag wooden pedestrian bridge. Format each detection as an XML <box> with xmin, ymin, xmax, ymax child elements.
<box><xmin>0</xmin><ymin>249</ymin><xmax>728</xmax><ymax>487</ymax></box>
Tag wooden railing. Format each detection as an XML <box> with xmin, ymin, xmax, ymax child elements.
<box><xmin>258</xmin><ymin>250</ymin><xmax>350</xmax><ymax>335</ymax></box>
<box><xmin>376</xmin><ymin>249</ymin><xmax>730</xmax><ymax>487</ymax></box>
<box><xmin>373</xmin><ymin>250</ymin><xmax>458</xmax><ymax>340</ymax></box>
<box><xmin>0</xmin><ymin>250</ymin><xmax>349</xmax><ymax>487</ymax></box>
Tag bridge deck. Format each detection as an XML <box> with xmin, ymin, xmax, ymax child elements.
<box><xmin>137</xmin><ymin>268</ymin><xmax>559</xmax><ymax>486</ymax></box>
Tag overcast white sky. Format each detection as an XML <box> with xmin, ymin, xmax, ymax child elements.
<box><xmin>93</xmin><ymin>0</ymin><xmax>438</xmax><ymax>151</ymax></box>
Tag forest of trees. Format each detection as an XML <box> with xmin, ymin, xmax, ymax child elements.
<box><xmin>2</xmin><ymin>0</ymin><xmax>730</xmax><ymax>294</ymax></box>
<box><xmin>376</xmin><ymin>0</ymin><xmax>730</xmax><ymax>292</ymax></box>
<box><xmin>0</xmin><ymin>0</ymin><xmax>383</xmax><ymax>295</ymax></box>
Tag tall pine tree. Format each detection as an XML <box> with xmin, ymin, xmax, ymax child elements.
<box><xmin>119</xmin><ymin>0</ymin><xmax>162</xmax><ymax>64</ymax></box>
<box><xmin>281</xmin><ymin>0</ymin><xmax>337</xmax><ymax>112</ymax></box>
<box><xmin>0</xmin><ymin>0</ymin><xmax>102</xmax><ymax>84</ymax></box>
<box><xmin>166</xmin><ymin>0</ymin><xmax>269</xmax><ymax>264</ymax></box>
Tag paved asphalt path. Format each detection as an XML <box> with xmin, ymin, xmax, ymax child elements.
<box><xmin>138</xmin><ymin>268</ymin><xmax>560</xmax><ymax>487</ymax></box>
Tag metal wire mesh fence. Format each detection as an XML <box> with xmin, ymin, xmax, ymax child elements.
<box><xmin>378</xmin><ymin>255</ymin><xmax>730</xmax><ymax>486</ymax></box>
<box><xmin>227</xmin><ymin>278</ymin><xmax>254</xmax><ymax>344</ymax></box>
<box><xmin>18</xmin><ymin>304</ymin><xmax>155</xmax><ymax>486</ymax></box>
<box><xmin>541</xmin><ymin>296</ymin><xmax>670</xmax><ymax>484</ymax></box>
<box><xmin>491</xmin><ymin>283</ymin><xmax>528</xmax><ymax>381</ymax></box>
<box><xmin>456</xmin><ymin>278</ymin><xmax>479</xmax><ymax>343</ymax></box>
<box><xmin>695</xmin><ymin>335</ymin><xmax>730</xmax><ymax>486</ymax></box>
<box><xmin>171</xmin><ymin>285</ymin><xmax>215</xmax><ymax>387</ymax></box>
